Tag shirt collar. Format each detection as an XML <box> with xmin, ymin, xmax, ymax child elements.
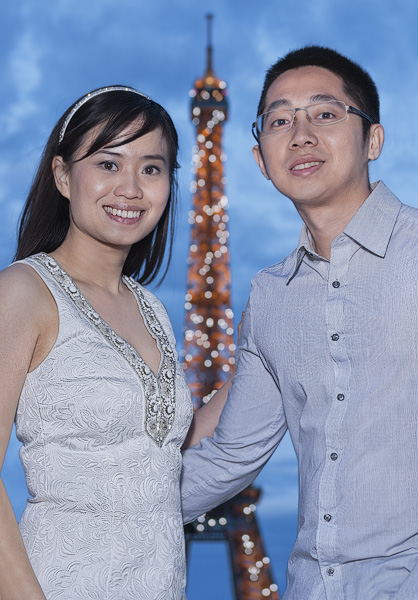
<box><xmin>286</xmin><ymin>181</ymin><xmax>402</xmax><ymax>284</ymax></box>
<box><xmin>343</xmin><ymin>181</ymin><xmax>401</xmax><ymax>257</ymax></box>
<box><xmin>286</xmin><ymin>227</ymin><xmax>318</xmax><ymax>284</ymax></box>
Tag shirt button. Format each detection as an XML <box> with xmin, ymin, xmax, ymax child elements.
<box><xmin>330</xmin><ymin>453</ymin><xmax>338</xmax><ymax>461</ymax></box>
<box><xmin>337</xmin><ymin>393</ymin><xmax>345</xmax><ymax>401</ymax></box>
<box><xmin>324</xmin><ymin>513</ymin><xmax>332</xmax><ymax>522</ymax></box>
<box><xmin>332</xmin><ymin>281</ymin><xmax>340</xmax><ymax>288</ymax></box>
<box><xmin>331</xmin><ymin>333</ymin><xmax>340</xmax><ymax>341</ymax></box>
<box><xmin>326</xmin><ymin>568</ymin><xmax>334</xmax><ymax>576</ymax></box>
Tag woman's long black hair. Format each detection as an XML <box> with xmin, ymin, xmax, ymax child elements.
<box><xmin>15</xmin><ymin>87</ymin><xmax>179</xmax><ymax>285</ymax></box>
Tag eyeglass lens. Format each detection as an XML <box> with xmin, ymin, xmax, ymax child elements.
<box><xmin>258</xmin><ymin>101</ymin><xmax>348</xmax><ymax>134</ymax></box>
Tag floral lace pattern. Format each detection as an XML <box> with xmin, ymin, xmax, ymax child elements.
<box><xmin>33</xmin><ymin>253</ymin><xmax>176</xmax><ymax>447</ymax></box>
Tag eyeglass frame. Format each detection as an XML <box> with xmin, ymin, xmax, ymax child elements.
<box><xmin>251</xmin><ymin>100</ymin><xmax>374</xmax><ymax>143</ymax></box>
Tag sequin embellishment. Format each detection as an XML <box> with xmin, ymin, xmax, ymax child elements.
<box><xmin>34</xmin><ymin>253</ymin><xmax>176</xmax><ymax>447</ymax></box>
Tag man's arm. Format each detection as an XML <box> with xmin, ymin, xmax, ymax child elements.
<box><xmin>391</xmin><ymin>562</ymin><xmax>418</xmax><ymax>600</ymax></box>
<box><xmin>181</xmin><ymin>291</ymin><xmax>287</xmax><ymax>523</ymax></box>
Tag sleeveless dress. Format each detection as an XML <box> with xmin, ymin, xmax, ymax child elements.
<box><xmin>15</xmin><ymin>253</ymin><xmax>193</xmax><ymax>600</ymax></box>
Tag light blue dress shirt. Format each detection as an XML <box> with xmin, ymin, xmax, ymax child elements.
<box><xmin>181</xmin><ymin>182</ymin><xmax>418</xmax><ymax>600</ymax></box>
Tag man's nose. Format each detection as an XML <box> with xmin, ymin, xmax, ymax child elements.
<box><xmin>288</xmin><ymin>109</ymin><xmax>318</xmax><ymax>147</ymax></box>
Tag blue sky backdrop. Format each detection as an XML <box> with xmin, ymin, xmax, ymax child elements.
<box><xmin>1</xmin><ymin>0</ymin><xmax>418</xmax><ymax>597</ymax></box>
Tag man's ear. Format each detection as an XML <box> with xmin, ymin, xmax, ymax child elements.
<box><xmin>252</xmin><ymin>145</ymin><xmax>270</xmax><ymax>180</ymax></box>
<box><xmin>368</xmin><ymin>124</ymin><xmax>384</xmax><ymax>161</ymax></box>
<box><xmin>52</xmin><ymin>156</ymin><xmax>71</xmax><ymax>199</ymax></box>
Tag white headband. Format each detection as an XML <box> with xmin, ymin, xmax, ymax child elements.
<box><xmin>58</xmin><ymin>86</ymin><xmax>150</xmax><ymax>145</ymax></box>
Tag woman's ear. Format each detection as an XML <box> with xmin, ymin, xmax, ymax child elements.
<box><xmin>52</xmin><ymin>156</ymin><xmax>71</xmax><ymax>199</ymax></box>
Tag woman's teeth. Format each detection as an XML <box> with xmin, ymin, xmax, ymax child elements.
<box><xmin>104</xmin><ymin>207</ymin><xmax>142</xmax><ymax>219</ymax></box>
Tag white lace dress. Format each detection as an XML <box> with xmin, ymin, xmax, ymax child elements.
<box><xmin>15</xmin><ymin>253</ymin><xmax>193</xmax><ymax>600</ymax></box>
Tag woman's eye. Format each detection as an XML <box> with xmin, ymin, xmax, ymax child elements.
<box><xmin>143</xmin><ymin>165</ymin><xmax>160</xmax><ymax>175</ymax></box>
<box><xmin>101</xmin><ymin>160</ymin><xmax>117</xmax><ymax>171</ymax></box>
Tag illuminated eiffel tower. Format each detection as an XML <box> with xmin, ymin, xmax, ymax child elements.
<box><xmin>182</xmin><ymin>15</ymin><xmax>280</xmax><ymax>600</ymax></box>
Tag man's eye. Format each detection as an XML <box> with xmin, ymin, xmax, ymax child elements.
<box><xmin>273</xmin><ymin>118</ymin><xmax>289</xmax><ymax>127</ymax></box>
<box><xmin>264</xmin><ymin>112</ymin><xmax>292</xmax><ymax>131</ymax></box>
<box><xmin>318</xmin><ymin>112</ymin><xmax>335</xmax><ymax>120</ymax></box>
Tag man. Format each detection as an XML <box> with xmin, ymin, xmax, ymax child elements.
<box><xmin>181</xmin><ymin>46</ymin><xmax>418</xmax><ymax>600</ymax></box>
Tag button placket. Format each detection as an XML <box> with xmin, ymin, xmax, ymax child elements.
<box><xmin>322</xmin><ymin>564</ymin><xmax>343</xmax><ymax>596</ymax></box>
<box><xmin>318</xmin><ymin>240</ymin><xmax>352</xmax><ymax>572</ymax></box>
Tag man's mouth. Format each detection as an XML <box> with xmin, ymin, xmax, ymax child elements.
<box><xmin>291</xmin><ymin>161</ymin><xmax>323</xmax><ymax>171</ymax></box>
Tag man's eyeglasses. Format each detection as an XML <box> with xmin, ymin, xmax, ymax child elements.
<box><xmin>252</xmin><ymin>100</ymin><xmax>374</xmax><ymax>142</ymax></box>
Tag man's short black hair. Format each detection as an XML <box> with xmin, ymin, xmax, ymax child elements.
<box><xmin>257</xmin><ymin>45</ymin><xmax>380</xmax><ymax>140</ymax></box>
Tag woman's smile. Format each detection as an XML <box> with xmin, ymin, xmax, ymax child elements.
<box><xmin>103</xmin><ymin>205</ymin><xmax>144</xmax><ymax>222</ymax></box>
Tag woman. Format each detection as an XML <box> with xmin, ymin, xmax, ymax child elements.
<box><xmin>0</xmin><ymin>86</ymin><xmax>227</xmax><ymax>600</ymax></box>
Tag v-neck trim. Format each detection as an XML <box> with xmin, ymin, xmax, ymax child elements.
<box><xmin>120</xmin><ymin>275</ymin><xmax>162</xmax><ymax>378</ymax></box>
<box><xmin>30</xmin><ymin>253</ymin><xmax>176</xmax><ymax>447</ymax></box>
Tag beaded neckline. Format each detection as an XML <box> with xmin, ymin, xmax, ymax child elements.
<box><xmin>30</xmin><ymin>253</ymin><xmax>176</xmax><ymax>447</ymax></box>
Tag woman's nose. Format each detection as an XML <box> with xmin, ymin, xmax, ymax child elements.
<box><xmin>114</xmin><ymin>171</ymin><xmax>143</xmax><ymax>199</ymax></box>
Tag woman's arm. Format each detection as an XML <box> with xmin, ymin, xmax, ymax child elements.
<box><xmin>0</xmin><ymin>264</ymin><xmax>56</xmax><ymax>600</ymax></box>
<box><xmin>182</xmin><ymin>378</ymin><xmax>232</xmax><ymax>449</ymax></box>
<box><xmin>182</xmin><ymin>317</ymin><xmax>243</xmax><ymax>449</ymax></box>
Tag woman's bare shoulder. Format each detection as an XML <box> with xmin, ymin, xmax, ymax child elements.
<box><xmin>0</xmin><ymin>263</ymin><xmax>59</xmax><ymax>372</ymax></box>
<box><xmin>0</xmin><ymin>262</ymin><xmax>54</xmax><ymax>322</ymax></box>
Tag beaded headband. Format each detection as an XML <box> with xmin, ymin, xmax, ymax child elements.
<box><xmin>58</xmin><ymin>86</ymin><xmax>150</xmax><ymax>145</ymax></box>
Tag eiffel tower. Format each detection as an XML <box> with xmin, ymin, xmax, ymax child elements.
<box><xmin>182</xmin><ymin>15</ymin><xmax>280</xmax><ymax>600</ymax></box>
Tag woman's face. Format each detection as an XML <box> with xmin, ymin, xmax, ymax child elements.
<box><xmin>53</xmin><ymin>122</ymin><xmax>171</xmax><ymax>252</ymax></box>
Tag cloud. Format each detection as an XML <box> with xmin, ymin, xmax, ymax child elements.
<box><xmin>0</xmin><ymin>31</ymin><xmax>43</xmax><ymax>137</ymax></box>
<box><xmin>47</xmin><ymin>0</ymin><xmax>120</xmax><ymax>27</ymax></box>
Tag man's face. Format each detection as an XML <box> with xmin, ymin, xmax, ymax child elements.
<box><xmin>253</xmin><ymin>66</ymin><xmax>383</xmax><ymax>212</ymax></box>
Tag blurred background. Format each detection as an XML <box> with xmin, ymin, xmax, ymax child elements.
<box><xmin>1</xmin><ymin>1</ymin><xmax>418</xmax><ymax>597</ymax></box>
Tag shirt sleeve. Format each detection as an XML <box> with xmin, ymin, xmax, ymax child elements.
<box><xmin>391</xmin><ymin>561</ymin><xmax>418</xmax><ymax>600</ymax></box>
<box><xmin>181</xmin><ymin>280</ymin><xmax>288</xmax><ymax>523</ymax></box>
